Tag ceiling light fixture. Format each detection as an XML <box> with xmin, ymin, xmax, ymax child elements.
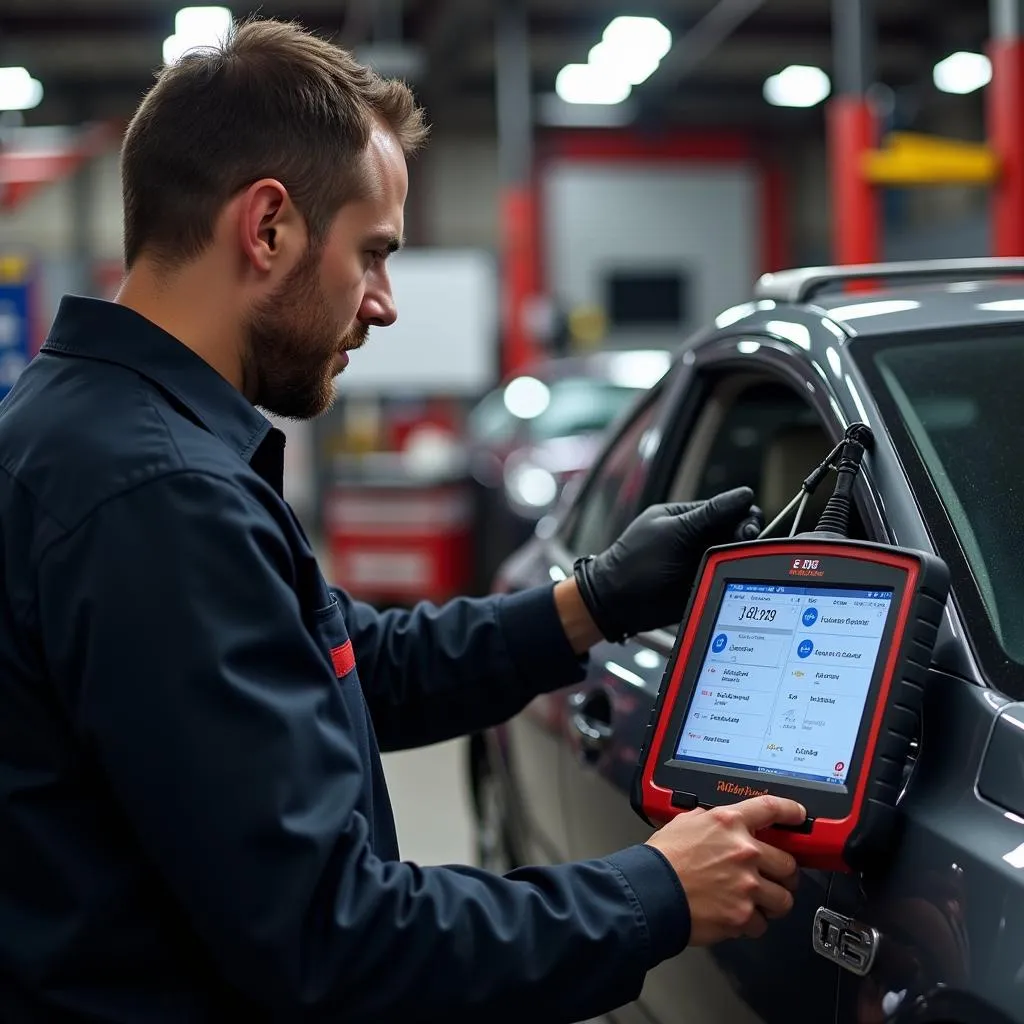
<box><xmin>763</xmin><ymin>64</ymin><xmax>831</xmax><ymax>108</ymax></box>
<box><xmin>0</xmin><ymin>67</ymin><xmax>43</xmax><ymax>112</ymax></box>
<box><xmin>587</xmin><ymin>41</ymin><xmax>661</xmax><ymax>87</ymax></box>
<box><xmin>555</xmin><ymin>63</ymin><xmax>633</xmax><ymax>105</ymax></box>
<box><xmin>163</xmin><ymin>6</ymin><xmax>233</xmax><ymax>65</ymax></box>
<box><xmin>933</xmin><ymin>51</ymin><xmax>992</xmax><ymax>95</ymax></box>
<box><xmin>555</xmin><ymin>15</ymin><xmax>672</xmax><ymax>105</ymax></box>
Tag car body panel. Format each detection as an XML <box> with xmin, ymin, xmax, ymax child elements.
<box><xmin>833</xmin><ymin>680</ymin><xmax>1023</xmax><ymax>1024</ymax></box>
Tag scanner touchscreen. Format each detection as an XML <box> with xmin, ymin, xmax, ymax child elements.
<box><xmin>674</xmin><ymin>582</ymin><xmax>893</xmax><ymax>791</ymax></box>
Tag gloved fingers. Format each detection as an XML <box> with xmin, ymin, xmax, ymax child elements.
<box><xmin>679</xmin><ymin>486</ymin><xmax>756</xmax><ymax>533</ymax></box>
<box><xmin>734</xmin><ymin>504</ymin><xmax>764</xmax><ymax>541</ymax></box>
<box><xmin>650</xmin><ymin>500</ymin><xmax>705</xmax><ymax>519</ymax></box>
<box><xmin>657</xmin><ymin>488</ymin><xmax>755</xmax><ymax>525</ymax></box>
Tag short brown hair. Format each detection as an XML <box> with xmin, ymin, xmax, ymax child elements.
<box><xmin>120</xmin><ymin>17</ymin><xmax>428</xmax><ymax>269</ymax></box>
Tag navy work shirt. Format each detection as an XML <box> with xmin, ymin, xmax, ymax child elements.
<box><xmin>0</xmin><ymin>297</ymin><xmax>689</xmax><ymax>1022</ymax></box>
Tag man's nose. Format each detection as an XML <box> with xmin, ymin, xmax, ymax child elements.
<box><xmin>360</xmin><ymin>272</ymin><xmax>397</xmax><ymax>328</ymax></box>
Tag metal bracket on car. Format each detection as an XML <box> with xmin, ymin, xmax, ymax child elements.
<box><xmin>812</xmin><ymin>907</ymin><xmax>879</xmax><ymax>976</ymax></box>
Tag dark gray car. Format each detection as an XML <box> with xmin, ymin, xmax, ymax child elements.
<box><xmin>468</xmin><ymin>259</ymin><xmax>1024</xmax><ymax>1024</ymax></box>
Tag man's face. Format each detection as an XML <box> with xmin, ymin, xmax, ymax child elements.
<box><xmin>245</xmin><ymin>125</ymin><xmax>408</xmax><ymax>420</ymax></box>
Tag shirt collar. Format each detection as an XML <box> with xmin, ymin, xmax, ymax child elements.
<box><xmin>42</xmin><ymin>296</ymin><xmax>285</xmax><ymax>490</ymax></box>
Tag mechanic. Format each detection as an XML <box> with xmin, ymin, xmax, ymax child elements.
<box><xmin>0</xmin><ymin>18</ymin><xmax>807</xmax><ymax>1024</ymax></box>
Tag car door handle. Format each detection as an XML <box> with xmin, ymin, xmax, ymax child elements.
<box><xmin>569</xmin><ymin>689</ymin><xmax>614</xmax><ymax>762</ymax></box>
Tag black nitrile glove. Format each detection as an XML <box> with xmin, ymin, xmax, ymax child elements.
<box><xmin>573</xmin><ymin>487</ymin><xmax>760</xmax><ymax>643</ymax></box>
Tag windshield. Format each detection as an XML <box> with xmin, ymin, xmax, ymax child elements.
<box><xmin>870</xmin><ymin>332</ymin><xmax>1024</xmax><ymax>665</ymax></box>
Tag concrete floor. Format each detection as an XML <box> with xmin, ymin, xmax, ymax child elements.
<box><xmin>380</xmin><ymin>738</ymin><xmax>477</xmax><ymax>866</ymax></box>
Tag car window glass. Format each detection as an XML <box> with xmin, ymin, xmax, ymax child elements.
<box><xmin>668</xmin><ymin>377</ymin><xmax>862</xmax><ymax>536</ymax></box>
<box><xmin>872</xmin><ymin>334</ymin><xmax>1024</xmax><ymax>664</ymax></box>
<box><xmin>562</xmin><ymin>398</ymin><xmax>663</xmax><ymax>556</ymax></box>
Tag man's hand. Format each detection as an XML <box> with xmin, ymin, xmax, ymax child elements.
<box><xmin>646</xmin><ymin>795</ymin><xmax>805</xmax><ymax>946</ymax></box>
<box><xmin>573</xmin><ymin>488</ymin><xmax>760</xmax><ymax>642</ymax></box>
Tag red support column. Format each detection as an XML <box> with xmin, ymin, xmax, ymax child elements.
<box><xmin>499</xmin><ymin>185</ymin><xmax>540</xmax><ymax>377</ymax></box>
<box><xmin>827</xmin><ymin>96</ymin><xmax>881</xmax><ymax>265</ymax></box>
<box><xmin>989</xmin><ymin>38</ymin><xmax>1024</xmax><ymax>256</ymax></box>
<box><xmin>760</xmin><ymin>161</ymin><xmax>790</xmax><ymax>274</ymax></box>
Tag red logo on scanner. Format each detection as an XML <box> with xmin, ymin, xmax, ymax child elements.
<box><xmin>789</xmin><ymin>557</ymin><xmax>825</xmax><ymax>578</ymax></box>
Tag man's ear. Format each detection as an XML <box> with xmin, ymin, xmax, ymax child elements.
<box><xmin>237</xmin><ymin>178</ymin><xmax>304</xmax><ymax>274</ymax></box>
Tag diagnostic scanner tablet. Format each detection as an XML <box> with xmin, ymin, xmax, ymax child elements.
<box><xmin>632</xmin><ymin>535</ymin><xmax>949</xmax><ymax>872</ymax></box>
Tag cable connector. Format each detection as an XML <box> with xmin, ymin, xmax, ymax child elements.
<box><xmin>813</xmin><ymin>422</ymin><xmax>875</xmax><ymax>539</ymax></box>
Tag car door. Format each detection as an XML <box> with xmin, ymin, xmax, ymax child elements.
<box><xmin>553</xmin><ymin>343</ymin><xmax>863</xmax><ymax>1024</ymax></box>
<box><xmin>496</xmin><ymin>385</ymin><xmax>672</xmax><ymax>867</ymax></box>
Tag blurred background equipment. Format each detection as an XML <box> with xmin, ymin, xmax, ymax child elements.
<box><xmin>0</xmin><ymin>254</ymin><xmax>40</xmax><ymax>398</ymax></box>
<box><xmin>465</xmin><ymin>347</ymin><xmax>671</xmax><ymax>591</ymax></box>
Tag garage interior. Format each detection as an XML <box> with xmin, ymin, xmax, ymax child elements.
<box><xmin>1</xmin><ymin>2</ymin><xmax>1022</xmax><ymax>1022</ymax></box>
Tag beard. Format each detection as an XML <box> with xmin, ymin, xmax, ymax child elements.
<box><xmin>244</xmin><ymin>249</ymin><xmax>367</xmax><ymax>420</ymax></box>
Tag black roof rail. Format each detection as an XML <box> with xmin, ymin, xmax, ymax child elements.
<box><xmin>754</xmin><ymin>257</ymin><xmax>1024</xmax><ymax>304</ymax></box>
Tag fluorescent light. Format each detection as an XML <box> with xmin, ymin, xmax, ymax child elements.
<box><xmin>0</xmin><ymin>67</ymin><xmax>43</xmax><ymax>112</ymax></box>
<box><xmin>602</xmin><ymin>16</ymin><xmax>672</xmax><ymax>60</ymax></box>
<box><xmin>588</xmin><ymin>40</ymin><xmax>661</xmax><ymax>87</ymax></box>
<box><xmin>934</xmin><ymin>51</ymin><xmax>992</xmax><ymax>95</ymax></box>
<box><xmin>592</xmin><ymin>16</ymin><xmax>672</xmax><ymax>85</ymax></box>
<box><xmin>164</xmin><ymin>6</ymin><xmax>233</xmax><ymax>64</ymax></box>
<box><xmin>175</xmin><ymin>5</ymin><xmax>233</xmax><ymax>38</ymax></box>
<box><xmin>763</xmin><ymin>65</ymin><xmax>831</xmax><ymax>108</ymax></box>
<box><xmin>555</xmin><ymin>63</ymin><xmax>632</xmax><ymax>105</ymax></box>
<box><xmin>555</xmin><ymin>15</ymin><xmax>671</xmax><ymax>104</ymax></box>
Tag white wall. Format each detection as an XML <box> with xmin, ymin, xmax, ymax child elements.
<box><xmin>2</xmin><ymin>150</ymin><xmax>124</xmax><ymax>260</ymax></box>
<box><xmin>542</xmin><ymin>161</ymin><xmax>759</xmax><ymax>346</ymax></box>
<box><xmin>415</xmin><ymin>135</ymin><xmax>501</xmax><ymax>250</ymax></box>
<box><xmin>1</xmin><ymin>150</ymin><xmax>124</xmax><ymax>317</ymax></box>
